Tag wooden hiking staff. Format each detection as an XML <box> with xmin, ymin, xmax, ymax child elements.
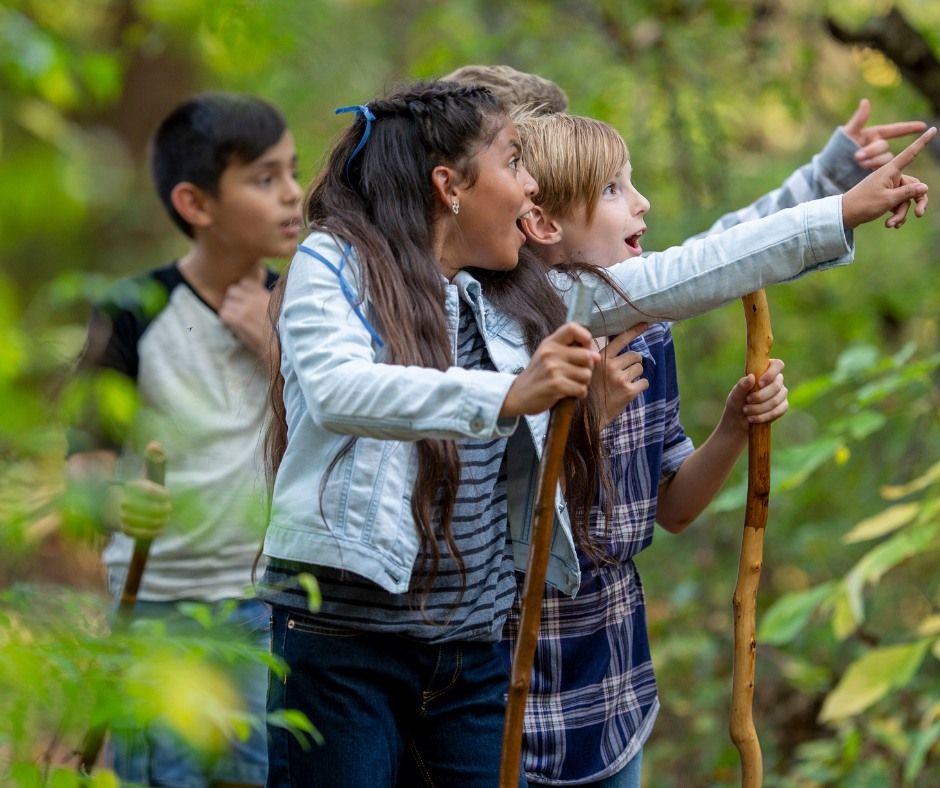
<box><xmin>730</xmin><ymin>291</ymin><xmax>773</xmax><ymax>787</ymax></box>
<box><xmin>78</xmin><ymin>440</ymin><xmax>166</xmax><ymax>775</ymax></box>
<box><xmin>499</xmin><ymin>283</ymin><xmax>595</xmax><ymax>788</ymax></box>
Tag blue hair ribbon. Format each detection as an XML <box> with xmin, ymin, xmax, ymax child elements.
<box><xmin>335</xmin><ymin>104</ymin><xmax>376</xmax><ymax>182</ymax></box>
<box><xmin>297</xmin><ymin>241</ymin><xmax>385</xmax><ymax>348</ymax></box>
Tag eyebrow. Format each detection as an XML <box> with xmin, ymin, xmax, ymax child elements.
<box><xmin>254</xmin><ymin>154</ymin><xmax>299</xmax><ymax>170</ymax></box>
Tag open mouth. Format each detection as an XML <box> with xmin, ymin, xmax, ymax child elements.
<box><xmin>625</xmin><ymin>229</ymin><xmax>645</xmax><ymax>255</ymax></box>
<box><xmin>516</xmin><ymin>209</ymin><xmax>533</xmax><ymax>239</ymax></box>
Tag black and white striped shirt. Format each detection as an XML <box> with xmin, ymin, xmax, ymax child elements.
<box><xmin>260</xmin><ymin>299</ymin><xmax>517</xmax><ymax>643</ymax></box>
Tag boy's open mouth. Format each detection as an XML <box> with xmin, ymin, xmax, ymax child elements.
<box><xmin>625</xmin><ymin>229</ymin><xmax>644</xmax><ymax>255</ymax></box>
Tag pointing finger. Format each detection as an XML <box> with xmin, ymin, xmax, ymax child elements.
<box><xmin>890</xmin><ymin>126</ymin><xmax>937</xmax><ymax>171</ymax></box>
<box><xmin>865</xmin><ymin>120</ymin><xmax>929</xmax><ymax>141</ymax></box>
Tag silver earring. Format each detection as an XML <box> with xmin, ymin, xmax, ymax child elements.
<box><xmin>451</xmin><ymin>199</ymin><xmax>460</xmax><ymax>216</ymax></box>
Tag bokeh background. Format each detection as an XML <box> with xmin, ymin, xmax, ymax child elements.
<box><xmin>2</xmin><ymin>1</ymin><xmax>939</xmax><ymax>785</ymax></box>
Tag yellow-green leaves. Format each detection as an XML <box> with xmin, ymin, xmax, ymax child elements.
<box><xmin>819</xmin><ymin>640</ymin><xmax>932</xmax><ymax>723</ymax></box>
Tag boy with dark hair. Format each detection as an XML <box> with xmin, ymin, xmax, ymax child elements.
<box><xmin>67</xmin><ymin>92</ymin><xmax>302</xmax><ymax>787</ymax></box>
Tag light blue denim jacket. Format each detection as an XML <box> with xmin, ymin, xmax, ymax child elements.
<box><xmin>264</xmin><ymin>186</ymin><xmax>853</xmax><ymax>596</ymax></box>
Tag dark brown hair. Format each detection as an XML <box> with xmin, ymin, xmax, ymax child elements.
<box><xmin>266</xmin><ymin>81</ymin><xmax>612</xmax><ymax>602</ymax></box>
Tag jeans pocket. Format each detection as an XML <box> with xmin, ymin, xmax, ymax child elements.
<box><xmin>286</xmin><ymin>611</ymin><xmax>362</xmax><ymax>638</ymax></box>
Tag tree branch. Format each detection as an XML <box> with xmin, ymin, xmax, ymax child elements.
<box><xmin>826</xmin><ymin>7</ymin><xmax>940</xmax><ymax>118</ymax></box>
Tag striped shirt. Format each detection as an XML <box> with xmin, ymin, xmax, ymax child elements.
<box><xmin>502</xmin><ymin>323</ymin><xmax>694</xmax><ymax>784</ymax></box>
<box><xmin>260</xmin><ymin>297</ymin><xmax>517</xmax><ymax>643</ymax></box>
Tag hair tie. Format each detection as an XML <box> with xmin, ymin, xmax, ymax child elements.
<box><xmin>335</xmin><ymin>104</ymin><xmax>376</xmax><ymax>182</ymax></box>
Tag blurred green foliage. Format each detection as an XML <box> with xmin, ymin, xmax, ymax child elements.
<box><xmin>1</xmin><ymin>0</ymin><xmax>939</xmax><ymax>785</ymax></box>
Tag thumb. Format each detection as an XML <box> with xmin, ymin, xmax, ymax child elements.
<box><xmin>844</xmin><ymin>98</ymin><xmax>869</xmax><ymax>137</ymax></box>
<box><xmin>605</xmin><ymin>322</ymin><xmax>648</xmax><ymax>356</ymax></box>
<box><xmin>728</xmin><ymin>374</ymin><xmax>755</xmax><ymax>407</ymax></box>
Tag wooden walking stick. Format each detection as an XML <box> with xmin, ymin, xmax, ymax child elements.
<box><xmin>78</xmin><ymin>440</ymin><xmax>166</xmax><ymax>775</ymax></box>
<box><xmin>499</xmin><ymin>283</ymin><xmax>595</xmax><ymax>788</ymax></box>
<box><xmin>730</xmin><ymin>291</ymin><xmax>773</xmax><ymax>787</ymax></box>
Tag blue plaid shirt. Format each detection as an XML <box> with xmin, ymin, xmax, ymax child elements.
<box><xmin>499</xmin><ymin>128</ymin><xmax>871</xmax><ymax>783</ymax></box>
<box><xmin>502</xmin><ymin>322</ymin><xmax>692</xmax><ymax>784</ymax></box>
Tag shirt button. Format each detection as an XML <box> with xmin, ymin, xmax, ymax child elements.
<box><xmin>470</xmin><ymin>417</ymin><xmax>485</xmax><ymax>432</ymax></box>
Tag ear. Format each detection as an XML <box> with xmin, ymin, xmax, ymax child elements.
<box><xmin>431</xmin><ymin>164</ymin><xmax>461</xmax><ymax>213</ymax></box>
<box><xmin>170</xmin><ymin>182</ymin><xmax>215</xmax><ymax>231</ymax></box>
<box><xmin>520</xmin><ymin>205</ymin><xmax>564</xmax><ymax>246</ymax></box>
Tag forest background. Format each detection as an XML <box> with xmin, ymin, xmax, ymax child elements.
<box><xmin>1</xmin><ymin>0</ymin><xmax>939</xmax><ymax>786</ymax></box>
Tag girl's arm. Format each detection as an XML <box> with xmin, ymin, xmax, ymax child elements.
<box><xmin>580</xmin><ymin>128</ymin><xmax>931</xmax><ymax>336</ymax></box>
<box><xmin>282</xmin><ymin>234</ymin><xmax>595</xmax><ymax>441</ymax></box>
<box><xmin>575</xmin><ymin>194</ymin><xmax>852</xmax><ymax>334</ymax></box>
<box><xmin>656</xmin><ymin>359</ymin><xmax>788</xmax><ymax>533</ymax></box>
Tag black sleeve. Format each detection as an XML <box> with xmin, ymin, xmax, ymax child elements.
<box><xmin>65</xmin><ymin>270</ymin><xmax>173</xmax><ymax>455</ymax></box>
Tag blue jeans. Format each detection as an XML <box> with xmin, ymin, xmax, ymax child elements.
<box><xmin>266</xmin><ymin>606</ymin><xmax>523</xmax><ymax>787</ymax></box>
<box><xmin>588</xmin><ymin>750</ymin><xmax>643</xmax><ymax>788</ymax></box>
<box><xmin>528</xmin><ymin>749</ymin><xmax>642</xmax><ymax>788</ymax></box>
<box><xmin>111</xmin><ymin>598</ymin><xmax>270</xmax><ymax>787</ymax></box>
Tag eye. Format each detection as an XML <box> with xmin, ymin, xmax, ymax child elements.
<box><xmin>257</xmin><ymin>175</ymin><xmax>274</xmax><ymax>187</ymax></box>
<box><xmin>603</xmin><ymin>182</ymin><xmax>617</xmax><ymax>196</ymax></box>
<box><xmin>509</xmin><ymin>156</ymin><xmax>520</xmax><ymax>171</ymax></box>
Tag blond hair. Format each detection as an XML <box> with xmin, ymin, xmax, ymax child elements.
<box><xmin>443</xmin><ymin>64</ymin><xmax>568</xmax><ymax>115</ymax></box>
<box><xmin>515</xmin><ymin>113</ymin><xmax>629</xmax><ymax>222</ymax></box>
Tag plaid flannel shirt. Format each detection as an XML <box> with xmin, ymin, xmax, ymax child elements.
<box><xmin>501</xmin><ymin>128</ymin><xmax>869</xmax><ymax>784</ymax></box>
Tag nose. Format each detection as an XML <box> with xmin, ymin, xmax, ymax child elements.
<box><xmin>519</xmin><ymin>163</ymin><xmax>538</xmax><ymax>198</ymax></box>
<box><xmin>284</xmin><ymin>174</ymin><xmax>302</xmax><ymax>204</ymax></box>
<box><xmin>632</xmin><ymin>187</ymin><xmax>650</xmax><ymax>217</ymax></box>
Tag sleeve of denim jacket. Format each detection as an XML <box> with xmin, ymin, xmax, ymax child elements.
<box><xmin>565</xmin><ymin>194</ymin><xmax>853</xmax><ymax>336</ymax></box>
<box><xmin>280</xmin><ymin>234</ymin><xmax>520</xmax><ymax>440</ymax></box>
<box><xmin>690</xmin><ymin>129</ymin><xmax>869</xmax><ymax>239</ymax></box>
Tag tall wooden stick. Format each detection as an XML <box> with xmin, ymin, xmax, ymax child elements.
<box><xmin>78</xmin><ymin>441</ymin><xmax>166</xmax><ymax>775</ymax></box>
<box><xmin>499</xmin><ymin>283</ymin><xmax>595</xmax><ymax>788</ymax></box>
<box><xmin>730</xmin><ymin>291</ymin><xmax>773</xmax><ymax>788</ymax></box>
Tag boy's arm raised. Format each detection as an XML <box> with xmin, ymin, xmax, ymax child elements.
<box><xmin>845</xmin><ymin>98</ymin><xmax>928</xmax><ymax>170</ymax></box>
<box><xmin>689</xmin><ymin>99</ymin><xmax>926</xmax><ymax>240</ymax></box>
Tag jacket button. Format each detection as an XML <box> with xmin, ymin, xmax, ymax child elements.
<box><xmin>470</xmin><ymin>417</ymin><xmax>485</xmax><ymax>432</ymax></box>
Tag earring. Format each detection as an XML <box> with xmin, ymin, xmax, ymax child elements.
<box><xmin>451</xmin><ymin>199</ymin><xmax>460</xmax><ymax>216</ymax></box>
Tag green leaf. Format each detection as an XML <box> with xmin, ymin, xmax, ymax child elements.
<box><xmin>88</xmin><ymin>771</ymin><xmax>121</xmax><ymax>788</ymax></box>
<box><xmin>828</xmin><ymin>410</ymin><xmax>887</xmax><ymax>442</ymax></box>
<box><xmin>830</xmin><ymin>585</ymin><xmax>860</xmax><ymax>641</ymax></box>
<box><xmin>833</xmin><ymin>344</ymin><xmax>880</xmax><ymax>381</ymax></box>
<box><xmin>48</xmin><ymin>767</ymin><xmax>80</xmax><ymax>788</ymax></box>
<box><xmin>819</xmin><ymin>640</ymin><xmax>932</xmax><ymax>723</ymax></box>
<box><xmin>843</xmin><ymin>503</ymin><xmax>920</xmax><ymax>544</ymax></box>
<box><xmin>267</xmin><ymin>708</ymin><xmax>324</xmax><ymax>747</ymax></box>
<box><xmin>759</xmin><ymin>581</ymin><xmax>836</xmax><ymax>645</ymax></box>
<box><xmin>880</xmin><ymin>461</ymin><xmax>940</xmax><ymax>500</ymax></box>
<box><xmin>297</xmin><ymin>572</ymin><xmax>321</xmax><ymax>613</ymax></box>
<box><xmin>847</xmin><ymin>518</ymin><xmax>940</xmax><ymax>594</ymax></box>
<box><xmin>916</xmin><ymin>615</ymin><xmax>940</xmax><ymax>637</ymax></box>
<box><xmin>904</xmin><ymin>720</ymin><xmax>940</xmax><ymax>786</ymax></box>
